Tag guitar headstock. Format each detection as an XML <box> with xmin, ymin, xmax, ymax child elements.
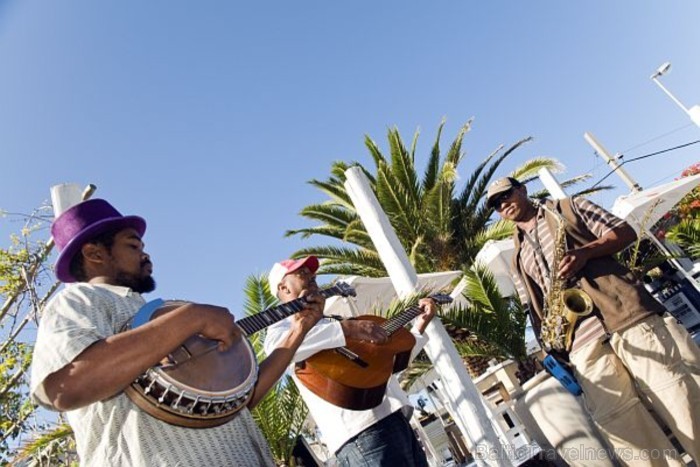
<box><xmin>334</xmin><ymin>281</ymin><xmax>357</xmax><ymax>298</ymax></box>
<box><xmin>429</xmin><ymin>293</ymin><xmax>453</xmax><ymax>305</ymax></box>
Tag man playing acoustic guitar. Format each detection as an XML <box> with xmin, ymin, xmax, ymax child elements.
<box><xmin>31</xmin><ymin>199</ymin><xmax>325</xmax><ymax>466</ymax></box>
<box><xmin>264</xmin><ymin>255</ymin><xmax>437</xmax><ymax>467</ymax></box>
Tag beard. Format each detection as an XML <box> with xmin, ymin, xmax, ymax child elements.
<box><xmin>115</xmin><ymin>271</ymin><xmax>156</xmax><ymax>294</ymax></box>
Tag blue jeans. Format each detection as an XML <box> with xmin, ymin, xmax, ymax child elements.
<box><xmin>335</xmin><ymin>411</ymin><xmax>429</xmax><ymax>467</ymax></box>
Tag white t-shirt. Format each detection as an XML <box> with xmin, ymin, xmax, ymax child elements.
<box><xmin>31</xmin><ymin>283</ymin><xmax>275</xmax><ymax>467</ymax></box>
<box><xmin>264</xmin><ymin>315</ymin><xmax>426</xmax><ymax>454</ymax></box>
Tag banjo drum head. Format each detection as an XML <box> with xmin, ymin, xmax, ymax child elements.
<box><xmin>124</xmin><ymin>300</ymin><xmax>259</xmax><ymax>428</ymax></box>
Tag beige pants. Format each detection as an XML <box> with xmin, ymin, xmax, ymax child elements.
<box><xmin>570</xmin><ymin>314</ymin><xmax>700</xmax><ymax>466</ymax></box>
<box><xmin>662</xmin><ymin>313</ymin><xmax>700</xmax><ymax>387</ymax></box>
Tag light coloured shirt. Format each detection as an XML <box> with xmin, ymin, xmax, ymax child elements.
<box><xmin>264</xmin><ymin>314</ymin><xmax>426</xmax><ymax>454</ymax></box>
<box><xmin>31</xmin><ymin>283</ymin><xmax>275</xmax><ymax>467</ymax></box>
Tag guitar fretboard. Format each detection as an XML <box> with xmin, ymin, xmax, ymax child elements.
<box><xmin>381</xmin><ymin>306</ymin><xmax>424</xmax><ymax>336</ymax></box>
<box><xmin>237</xmin><ymin>285</ymin><xmax>346</xmax><ymax>336</ymax></box>
<box><xmin>380</xmin><ymin>294</ymin><xmax>452</xmax><ymax>336</ymax></box>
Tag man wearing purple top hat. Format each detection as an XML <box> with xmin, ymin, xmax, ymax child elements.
<box><xmin>30</xmin><ymin>199</ymin><xmax>325</xmax><ymax>467</ymax></box>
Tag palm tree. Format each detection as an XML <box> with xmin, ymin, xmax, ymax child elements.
<box><xmin>285</xmin><ymin>120</ymin><xmax>568</xmax><ymax>376</ymax></box>
<box><xmin>243</xmin><ymin>275</ymin><xmax>310</xmax><ymax>467</ymax></box>
<box><xmin>286</xmin><ymin>119</ymin><xmax>572</xmax><ymax>276</ymax></box>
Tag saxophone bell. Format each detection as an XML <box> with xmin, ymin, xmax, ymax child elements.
<box><xmin>562</xmin><ymin>288</ymin><xmax>594</xmax><ymax>352</ymax></box>
<box><xmin>563</xmin><ymin>288</ymin><xmax>594</xmax><ymax>317</ymax></box>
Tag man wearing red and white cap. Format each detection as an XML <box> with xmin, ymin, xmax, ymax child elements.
<box><xmin>264</xmin><ymin>255</ymin><xmax>436</xmax><ymax>466</ymax></box>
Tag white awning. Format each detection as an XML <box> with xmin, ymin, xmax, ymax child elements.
<box><xmin>611</xmin><ymin>173</ymin><xmax>700</xmax><ymax>233</ymax></box>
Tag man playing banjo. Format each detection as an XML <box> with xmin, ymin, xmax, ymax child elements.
<box><xmin>30</xmin><ymin>198</ymin><xmax>325</xmax><ymax>466</ymax></box>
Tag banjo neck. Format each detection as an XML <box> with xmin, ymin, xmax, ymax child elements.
<box><xmin>237</xmin><ymin>283</ymin><xmax>355</xmax><ymax>336</ymax></box>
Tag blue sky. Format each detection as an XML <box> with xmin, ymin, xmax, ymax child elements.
<box><xmin>1</xmin><ymin>1</ymin><xmax>699</xmax><ymax>317</ymax></box>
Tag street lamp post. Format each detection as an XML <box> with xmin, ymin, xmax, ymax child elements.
<box><xmin>650</xmin><ymin>61</ymin><xmax>700</xmax><ymax>128</ymax></box>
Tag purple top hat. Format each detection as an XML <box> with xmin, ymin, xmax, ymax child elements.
<box><xmin>52</xmin><ymin>199</ymin><xmax>147</xmax><ymax>283</ymax></box>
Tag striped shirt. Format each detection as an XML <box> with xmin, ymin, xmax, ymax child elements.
<box><xmin>513</xmin><ymin>197</ymin><xmax>627</xmax><ymax>353</ymax></box>
<box><xmin>31</xmin><ymin>283</ymin><xmax>275</xmax><ymax>467</ymax></box>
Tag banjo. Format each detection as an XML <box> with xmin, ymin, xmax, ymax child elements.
<box><xmin>121</xmin><ymin>282</ymin><xmax>356</xmax><ymax>428</ymax></box>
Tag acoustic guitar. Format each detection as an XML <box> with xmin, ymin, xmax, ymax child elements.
<box><xmin>294</xmin><ymin>293</ymin><xmax>452</xmax><ymax>410</ymax></box>
<box><xmin>122</xmin><ymin>282</ymin><xmax>356</xmax><ymax>428</ymax></box>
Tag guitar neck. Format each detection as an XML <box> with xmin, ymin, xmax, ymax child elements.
<box><xmin>237</xmin><ymin>285</ymin><xmax>343</xmax><ymax>336</ymax></box>
<box><xmin>381</xmin><ymin>305</ymin><xmax>423</xmax><ymax>336</ymax></box>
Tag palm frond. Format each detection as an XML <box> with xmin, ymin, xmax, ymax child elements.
<box><xmin>509</xmin><ymin>156</ymin><xmax>563</xmax><ymax>181</ymax></box>
<box><xmin>364</xmin><ymin>135</ymin><xmax>387</xmax><ymax>168</ymax></box>
<box><xmin>243</xmin><ymin>275</ymin><xmax>277</xmax><ymax>317</ymax></box>
<box><xmin>295</xmin><ymin>204</ymin><xmax>357</xmax><ymax>229</ymax></box>
<box><xmin>398</xmin><ymin>358</ymin><xmax>433</xmax><ymax>390</ymax></box>
<box><xmin>452</xmin><ymin>338</ymin><xmax>504</xmax><ymax>359</ymax></box>
<box><xmin>572</xmin><ymin>185</ymin><xmax>614</xmax><ymax>198</ymax></box>
<box><xmin>423</xmin><ymin>163</ymin><xmax>458</xmax><ymax>240</ymax></box>
<box><xmin>368</xmin><ymin>291</ymin><xmax>432</xmax><ymax>318</ymax></box>
<box><xmin>666</xmin><ymin>218</ymin><xmax>700</xmax><ymax>259</ymax></box>
<box><xmin>11</xmin><ymin>423</ymin><xmax>75</xmax><ymax>466</ymax></box>
<box><xmin>457</xmin><ymin>143</ymin><xmax>504</xmax><ymax>207</ymax></box>
<box><xmin>471</xmin><ymin>220</ymin><xmax>515</xmax><ymax>249</ymax></box>
<box><xmin>443</xmin><ymin>118</ymin><xmax>472</xmax><ymax>168</ymax></box>
<box><xmin>463</xmin><ymin>138</ymin><xmax>535</xmax><ymax>221</ymax></box>
<box><xmin>290</xmin><ymin>246</ymin><xmax>387</xmax><ymax>277</ymax></box>
<box><xmin>464</xmin><ymin>263</ymin><xmax>506</xmax><ymax>312</ymax></box>
<box><xmin>375</xmin><ymin>165</ymin><xmax>422</xmax><ymax>243</ymax></box>
<box><xmin>307</xmin><ymin>178</ymin><xmax>355</xmax><ymax>209</ymax></box>
<box><xmin>251</xmin><ymin>375</ymin><xmax>309</xmax><ymax>466</ymax></box>
<box><xmin>242</xmin><ymin>275</ymin><xmax>278</xmax><ymax>357</ymax></box>
<box><xmin>384</xmin><ymin>127</ymin><xmax>424</xmax><ymax>222</ymax></box>
<box><xmin>422</xmin><ymin>117</ymin><xmax>447</xmax><ymax>192</ymax></box>
<box><xmin>440</xmin><ymin>266</ymin><xmax>526</xmax><ymax>360</ymax></box>
<box><xmin>285</xmin><ymin>225</ymin><xmax>349</xmax><ymax>241</ymax></box>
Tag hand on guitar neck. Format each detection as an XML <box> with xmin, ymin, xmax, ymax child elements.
<box><xmin>412</xmin><ymin>297</ymin><xmax>438</xmax><ymax>334</ymax></box>
<box><xmin>288</xmin><ymin>289</ymin><xmax>326</xmax><ymax>335</ymax></box>
<box><xmin>339</xmin><ymin>297</ymin><xmax>437</xmax><ymax>344</ymax></box>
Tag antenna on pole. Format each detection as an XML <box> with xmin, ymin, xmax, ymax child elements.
<box><xmin>583</xmin><ymin>132</ymin><xmax>643</xmax><ymax>193</ymax></box>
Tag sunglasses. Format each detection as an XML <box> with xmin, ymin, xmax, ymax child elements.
<box><xmin>490</xmin><ymin>188</ymin><xmax>515</xmax><ymax>210</ymax></box>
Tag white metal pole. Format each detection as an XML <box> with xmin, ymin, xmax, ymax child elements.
<box><xmin>651</xmin><ymin>77</ymin><xmax>690</xmax><ymax>114</ymax></box>
<box><xmin>538</xmin><ymin>168</ymin><xmax>567</xmax><ymax>200</ymax></box>
<box><xmin>343</xmin><ymin>167</ymin><xmax>508</xmax><ymax>466</ymax></box>
<box><xmin>583</xmin><ymin>132</ymin><xmax>643</xmax><ymax>193</ymax></box>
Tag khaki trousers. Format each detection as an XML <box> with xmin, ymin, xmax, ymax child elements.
<box><xmin>662</xmin><ymin>313</ymin><xmax>700</xmax><ymax>387</ymax></box>
<box><xmin>570</xmin><ymin>314</ymin><xmax>700</xmax><ymax>466</ymax></box>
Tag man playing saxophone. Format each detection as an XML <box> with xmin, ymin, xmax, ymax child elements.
<box><xmin>487</xmin><ymin>176</ymin><xmax>700</xmax><ymax>466</ymax></box>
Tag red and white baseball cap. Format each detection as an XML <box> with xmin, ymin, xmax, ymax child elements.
<box><xmin>268</xmin><ymin>256</ymin><xmax>319</xmax><ymax>297</ymax></box>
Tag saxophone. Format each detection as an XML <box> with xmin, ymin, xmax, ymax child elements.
<box><xmin>536</xmin><ymin>200</ymin><xmax>594</xmax><ymax>352</ymax></box>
